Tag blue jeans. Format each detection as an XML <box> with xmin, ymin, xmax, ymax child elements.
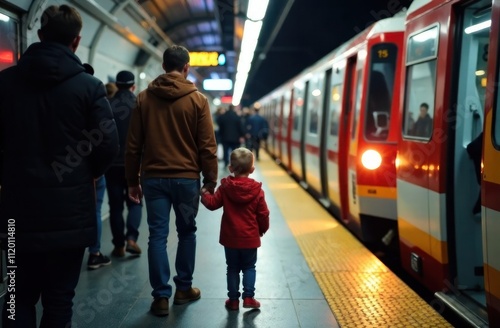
<box><xmin>142</xmin><ymin>178</ymin><xmax>200</xmax><ymax>298</ymax></box>
<box><xmin>224</xmin><ymin>247</ymin><xmax>257</xmax><ymax>299</ymax></box>
<box><xmin>89</xmin><ymin>175</ymin><xmax>106</xmax><ymax>254</ymax></box>
<box><xmin>105</xmin><ymin>166</ymin><xmax>143</xmax><ymax>247</ymax></box>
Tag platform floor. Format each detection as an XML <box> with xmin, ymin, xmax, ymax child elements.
<box><xmin>1</xmin><ymin>151</ymin><xmax>454</xmax><ymax>327</ymax></box>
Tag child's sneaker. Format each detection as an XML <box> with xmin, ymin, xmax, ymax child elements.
<box><xmin>225</xmin><ymin>299</ymin><xmax>239</xmax><ymax>310</ymax></box>
<box><xmin>87</xmin><ymin>253</ymin><xmax>111</xmax><ymax>270</ymax></box>
<box><xmin>243</xmin><ymin>297</ymin><xmax>260</xmax><ymax>308</ymax></box>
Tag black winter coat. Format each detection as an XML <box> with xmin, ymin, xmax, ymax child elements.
<box><xmin>109</xmin><ymin>89</ymin><xmax>136</xmax><ymax>166</ymax></box>
<box><xmin>217</xmin><ymin>109</ymin><xmax>245</xmax><ymax>144</ymax></box>
<box><xmin>0</xmin><ymin>41</ymin><xmax>119</xmax><ymax>253</ymax></box>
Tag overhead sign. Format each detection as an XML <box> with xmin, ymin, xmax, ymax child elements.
<box><xmin>189</xmin><ymin>51</ymin><xmax>226</xmax><ymax>67</ymax></box>
<box><xmin>203</xmin><ymin>79</ymin><xmax>233</xmax><ymax>91</ymax></box>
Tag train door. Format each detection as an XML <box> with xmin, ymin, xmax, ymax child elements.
<box><xmin>325</xmin><ymin>62</ymin><xmax>344</xmax><ymax>213</ymax></box>
<box><xmin>445</xmin><ymin>2</ymin><xmax>491</xmax><ymax>315</ymax></box>
<box><xmin>281</xmin><ymin>89</ymin><xmax>292</xmax><ymax>169</ymax></box>
<box><xmin>304</xmin><ymin>72</ymin><xmax>326</xmax><ymax>195</ymax></box>
<box><xmin>276</xmin><ymin>95</ymin><xmax>284</xmax><ymax>163</ymax></box>
<box><xmin>436</xmin><ymin>0</ymin><xmax>491</xmax><ymax>322</ymax></box>
<box><xmin>430</xmin><ymin>0</ymin><xmax>491</xmax><ymax>323</ymax></box>
<box><xmin>339</xmin><ymin>55</ymin><xmax>362</xmax><ymax>228</ymax></box>
<box><xmin>290</xmin><ymin>81</ymin><xmax>306</xmax><ymax>181</ymax></box>
<box><xmin>482</xmin><ymin>1</ymin><xmax>500</xmax><ymax>325</ymax></box>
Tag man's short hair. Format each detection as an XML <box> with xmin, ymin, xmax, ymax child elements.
<box><xmin>163</xmin><ymin>45</ymin><xmax>190</xmax><ymax>72</ymax></box>
<box><xmin>40</xmin><ymin>5</ymin><xmax>82</xmax><ymax>46</ymax></box>
<box><xmin>420</xmin><ymin>102</ymin><xmax>429</xmax><ymax>110</ymax></box>
<box><xmin>230</xmin><ymin>148</ymin><xmax>254</xmax><ymax>175</ymax></box>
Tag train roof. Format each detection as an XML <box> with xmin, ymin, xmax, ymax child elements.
<box><xmin>258</xmin><ymin>10</ymin><xmax>406</xmax><ymax>102</ymax></box>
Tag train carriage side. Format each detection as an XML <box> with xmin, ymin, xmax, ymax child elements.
<box><xmin>326</xmin><ymin>14</ymin><xmax>405</xmax><ymax>243</ymax></box>
<box><xmin>397</xmin><ymin>0</ymin><xmax>492</xmax><ymax>325</ymax></box>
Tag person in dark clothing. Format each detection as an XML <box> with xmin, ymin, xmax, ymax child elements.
<box><xmin>467</xmin><ymin>132</ymin><xmax>483</xmax><ymax>214</ymax></box>
<box><xmin>0</xmin><ymin>5</ymin><xmax>119</xmax><ymax>328</ymax></box>
<box><xmin>217</xmin><ymin>105</ymin><xmax>246</xmax><ymax>167</ymax></box>
<box><xmin>105</xmin><ymin>70</ymin><xmax>143</xmax><ymax>258</ymax></box>
<box><xmin>246</xmin><ymin>108</ymin><xmax>269</xmax><ymax>161</ymax></box>
<box><xmin>83</xmin><ymin>64</ymin><xmax>112</xmax><ymax>270</ymax></box>
<box><xmin>412</xmin><ymin>102</ymin><xmax>433</xmax><ymax>138</ymax></box>
<box><xmin>201</xmin><ymin>147</ymin><xmax>270</xmax><ymax>311</ymax></box>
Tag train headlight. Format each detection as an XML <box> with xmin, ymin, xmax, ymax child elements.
<box><xmin>361</xmin><ymin>150</ymin><xmax>382</xmax><ymax>170</ymax></box>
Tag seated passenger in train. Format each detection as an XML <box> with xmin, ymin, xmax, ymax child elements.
<box><xmin>412</xmin><ymin>102</ymin><xmax>433</xmax><ymax>137</ymax></box>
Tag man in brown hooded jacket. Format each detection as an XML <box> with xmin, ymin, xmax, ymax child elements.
<box><xmin>125</xmin><ymin>45</ymin><xmax>218</xmax><ymax>316</ymax></box>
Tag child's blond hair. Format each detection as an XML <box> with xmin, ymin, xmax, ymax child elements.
<box><xmin>230</xmin><ymin>147</ymin><xmax>254</xmax><ymax>175</ymax></box>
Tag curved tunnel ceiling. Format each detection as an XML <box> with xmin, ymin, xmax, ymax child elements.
<box><xmin>137</xmin><ymin>0</ymin><xmax>237</xmax><ymax>83</ymax></box>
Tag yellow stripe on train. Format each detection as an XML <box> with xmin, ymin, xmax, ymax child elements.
<box><xmin>398</xmin><ymin>217</ymin><xmax>449</xmax><ymax>264</ymax></box>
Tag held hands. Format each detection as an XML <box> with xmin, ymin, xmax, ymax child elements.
<box><xmin>201</xmin><ymin>182</ymin><xmax>216</xmax><ymax>195</ymax></box>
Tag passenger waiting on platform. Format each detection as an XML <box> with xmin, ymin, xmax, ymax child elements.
<box><xmin>125</xmin><ymin>45</ymin><xmax>218</xmax><ymax>316</ymax></box>
<box><xmin>0</xmin><ymin>5</ymin><xmax>119</xmax><ymax>328</ymax></box>
<box><xmin>217</xmin><ymin>105</ymin><xmax>246</xmax><ymax>167</ymax></box>
<box><xmin>87</xmin><ymin>176</ymin><xmax>112</xmax><ymax>269</ymax></box>
<box><xmin>105</xmin><ymin>82</ymin><xmax>118</xmax><ymax>99</ymax></box>
<box><xmin>106</xmin><ymin>70</ymin><xmax>143</xmax><ymax>257</ymax></box>
<box><xmin>85</xmin><ymin>65</ymin><xmax>112</xmax><ymax>270</ymax></box>
<box><xmin>246</xmin><ymin>107</ymin><xmax>269</xmax><ymax>161</ymax></box>
<box><xmin>201</xmin><ymin>147</ymin><xmax>270</xmax><ymax>311</ymax></box>
<box><xmin>213</xmin><ymin>106</ymin><xmax>226</xmax><ymax>160</ymax></box>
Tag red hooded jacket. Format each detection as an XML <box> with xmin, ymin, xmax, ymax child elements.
<box><xmin>201</xmin><ymin>176</ymin><xmax>270</xmax><ymax>248</ymax></box>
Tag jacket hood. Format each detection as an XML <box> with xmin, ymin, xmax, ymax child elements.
<box><xmin>221</xmin><ymin>176</ymin><xmax>262</xmax><ymax>204</ymax></box>
<box><xmin>18</xmin><ymin>42</ymin><xmax>84</xmax><ymax>85</ymax></box>
<box><xmin>147</xmin><ymin>72</ymin><xmax>197</xmax><ymax>100</ymax></box>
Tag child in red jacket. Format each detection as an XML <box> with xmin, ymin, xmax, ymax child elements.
<box><xmin>201</xmin><ymin>147</ymin><xmax>270</xmax><ymax>310</ymax></box>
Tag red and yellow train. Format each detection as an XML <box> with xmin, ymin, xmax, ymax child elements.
<box><xmin>258</xmin><ymin>0</ymin><xmax>499</xmax><ymax>325</ymax></box>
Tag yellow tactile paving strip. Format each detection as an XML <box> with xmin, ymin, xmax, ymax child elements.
<box><xmin>258</xmin><ymin>154</ymin><xmax>452</xmax><ymax>327</ymax></box>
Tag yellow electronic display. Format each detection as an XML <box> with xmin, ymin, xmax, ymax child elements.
<box><xmin>189</xmin><ymin>52</ymin><xmax>226</xmax><ymax>67</ymax></box>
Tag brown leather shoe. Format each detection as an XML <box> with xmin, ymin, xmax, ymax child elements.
<box><xmin>173</xmin><ymin>287</ymin><xmax>201</xmax><ymax>305</ymax></box>
<box><xmin>126</xmin><ymin>240</ymin><xmax>142</xmax><ymax>255</ymax></box>
<box><xmin>111</xmin><ymin>246</ymin><xmax>125</xmax><ymax>257</ymax></box>
<box><xmin>150</xmin><ymin>297</ymin><xmax>169</xmax><ymax>316</ymax></box>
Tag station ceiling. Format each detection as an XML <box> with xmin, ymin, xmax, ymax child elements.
<box><xmin>135</xmin><ymin>0</ymin><xmax>413</xmax><ymax>106</ymax></box>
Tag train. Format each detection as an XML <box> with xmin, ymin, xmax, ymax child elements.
<box><xmin>257</xmin><ymin>0</ymin><xmax>499</xmax><ymax>326</ymax></box>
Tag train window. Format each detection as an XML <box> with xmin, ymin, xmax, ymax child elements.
<box><xmin>364</xmin><ymin>43</ymin><xmax>398</xmax><ymax>141</ymax></box>
<box><xmin>407</xmin><ymin>25</ymin><xmax>439</xmax><ymax>65</ymax></box>
<box><xmin>403</xmin><ymin>61</ymin><xmax>437</xmax><ymax>139</ymax></box>
<box><xmin>307</xmin><ymin>74</ymin><xmax>324</xmax><ymax>135</ymax></box>
<box><xmin>293</xmin><ymin>83</ymin><xmax>305</xmax><ymax>131</ymax></box>
<box><xmin>329</xmin><ymin>84</ymin><xmax>342</xmax><ymax>136</ymax></box>
<box><xmin>0</xmin><ymin>12</ymin><xmax>19</xmax><ymax>71</ymax></box>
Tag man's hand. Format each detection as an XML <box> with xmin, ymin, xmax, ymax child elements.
<box><xmin>201</xmin><ymin>182</ymin><xmax>216</xmax><ymax>194</ymax></box>
<box><xmin>128</xmin><ymin>185</ymin><xmax>143</xmax><ymax>204</ymax></box>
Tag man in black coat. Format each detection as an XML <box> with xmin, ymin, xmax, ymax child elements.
<box><xmin>0</xmin><ymin>5</ymin><xmax>119</xmax><ymax>328</ymax></box>
<box><xmin>217</xmin><ymin>105</ymin><xmax>246</xmax><ymax>167</ymax></box>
